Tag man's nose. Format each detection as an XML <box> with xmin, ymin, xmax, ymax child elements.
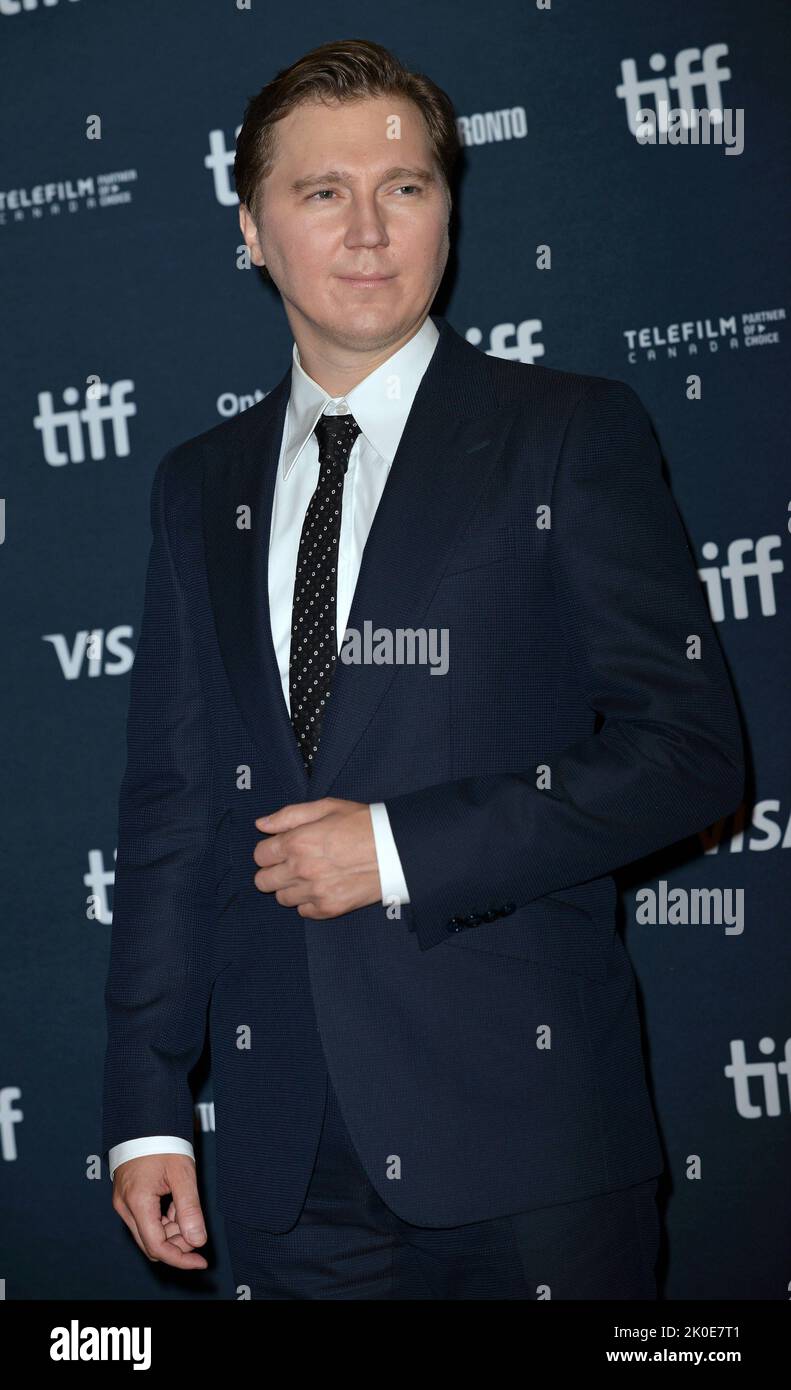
<box><xmin>343</xmin><ymin>198</ymin><xmax>390</xmax><ymax>247</ymax></box>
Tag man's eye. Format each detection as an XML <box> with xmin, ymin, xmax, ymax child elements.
<box><xmin>308</xmin><ymin>184</ymin><xmax>423</xmax><ymax>202</ymax></box>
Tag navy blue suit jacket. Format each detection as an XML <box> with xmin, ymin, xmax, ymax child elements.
<box><xmin>102</xmin><ymin>314</ymin><xmax>744</xmax><ymax>1231</ymax></box>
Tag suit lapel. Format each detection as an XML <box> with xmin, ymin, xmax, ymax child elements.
<box><xmin>204</xmin><ymin>362</ymin><xmax>312</xmax><ymax>802</ymax></box>
<box><xmin>204</xmin><ymin>315</ymin><xmax>516</xmax><ymax>802</ymax></box>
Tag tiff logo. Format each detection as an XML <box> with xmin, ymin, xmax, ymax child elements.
<box><xmin>0</xmin><ymin>0</ymin><xmax>80</xmax><ymax>12</ymax></box>
<box><xmin>34</xmin><ymin>379</ymin><xmax>136</xmax><ymax>464</ymax></box>
<box><xmin>616</xmin><ymin>44</ymin><xmax>743</xmax><ymax>154</ymax></box>
<box><xmin>466</xmin><ymin>320</ymin><xmax>545</xmax><ymax>365</ymax></box>
<box><xmin>725</xmin><ymin>1038</ymin><xmax>791</xmax><ymax>1118</ymax></box>
<box><xmin>205</xmin><ymin>125</ymin><xmax>242</xmax><ymax>207</ymax></box>
<box><xmin>0</xmin><ymin>1087</ymin><xmax>23</xmax><ymax>1160</ymax></box>
<box><xmin>85</xmin><ymin>848</ymin><xmax>116</xmax><ymax>925</ymax></box>
<box><xmin>698</xmin><ymin>536</ymin><xmax>783</xmax><ymax>621</ymax></box>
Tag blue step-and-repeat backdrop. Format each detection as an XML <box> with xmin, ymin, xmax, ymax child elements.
<box><xmin>2</xmin><ymin>0</ymin><xmax>789</xmax><ymax>1300</ymax></box>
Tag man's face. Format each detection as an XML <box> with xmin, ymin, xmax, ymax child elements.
<box><xmin>239</xmin><ymin>94</ymin><xmax>450</xmax><ymax>355</ymax></box>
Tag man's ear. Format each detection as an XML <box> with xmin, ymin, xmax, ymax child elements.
<box><xmin>239</xmin><ymin>202</ymin><xmax>265</xmax><ymax>265</ymax></box>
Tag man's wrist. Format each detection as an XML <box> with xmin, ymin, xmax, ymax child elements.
<box><xmin>108</xmin><ymin>1136</ymin><xmax>196</xmax><ymax>1179</ymax></box>
<box><xmin>369</xmin><ymin>801</ymin><xmax>411</xmax><ymax>906</ymax></box>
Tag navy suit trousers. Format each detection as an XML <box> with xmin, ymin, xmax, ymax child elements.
<box><xmin>223</xmin><ymin>1072</ymin><xmax>660</xmax><ymax>1301</ymax></box>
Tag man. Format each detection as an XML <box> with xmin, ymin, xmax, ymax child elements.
<box><xmin>103</xmin><ymin>39</ymin><xmax>744</xmax><ymax>1299</ymax></box>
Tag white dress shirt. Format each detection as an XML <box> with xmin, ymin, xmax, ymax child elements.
<box><xmin>108</xmin><ymin>314</ymin><xmax>439</xmax><ymax>1178</ymax></box>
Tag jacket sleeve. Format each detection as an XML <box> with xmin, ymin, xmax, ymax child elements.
<box><xmin>384</xmin><ymin>379</ymin><xmax>745</xmax><ymax>951</ymax></box>
<box><xmin>101</xmin><ymin>447</ymin><xmax>215</xmax><ymax>1162</ymax></box>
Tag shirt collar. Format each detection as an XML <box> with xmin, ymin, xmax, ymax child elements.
<box><xmin>281</xmin><ymin>314</ymin><xmax>440</xmax><ymax>479</ymax></box>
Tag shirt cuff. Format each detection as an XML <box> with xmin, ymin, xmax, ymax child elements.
<box><xmin>369</xmin><ymin>802</ymin><xmax>411</xmax><ymax>907</ymax></box>
<box><xmin>108</xmin><ymin>1136</ymin><xmax>196</xmax><ymax>1180</ymax></box>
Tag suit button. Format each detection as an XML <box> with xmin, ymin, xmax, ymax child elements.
<box><xmin>501</xmin><ymin>902</ymin><xmax>516</xmax><ymax>916</ymax></box>
<box><xmin>446</xmin><ymin>917</ymin><xmax>466</xmax><ymax>932</ymax></box>
<box><xmin>462</xmin><ymin>913</ymin><xmax>480</xmax><ymax>927</ymax></box>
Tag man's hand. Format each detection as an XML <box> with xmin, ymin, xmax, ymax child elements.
<box><xmin>253</xmin><ymin>797</ymin><xmax>382</xmax><ymax>918</ymax></box>
<box><xmin>111</xmin><ymin>1154</ymin><xmax>209</xmax><ymax>1270</ymax></box>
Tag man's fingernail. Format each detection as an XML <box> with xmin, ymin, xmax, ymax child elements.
<box><xmin>186</xmin><ymin>1226</ymin><xmax>206</xmax><ymax>1242</ymax></box>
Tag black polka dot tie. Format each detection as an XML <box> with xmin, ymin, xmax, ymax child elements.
<box><xmin>288</xmin><ymin>410</ymin><xmax>362</xmax><ymax>773</ymax></box>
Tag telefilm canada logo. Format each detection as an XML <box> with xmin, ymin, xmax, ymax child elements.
<box><xmin>0</xmin><ymin>169</ymin><xmax>138</xmax><ymax>227</ymax></box>
<box><xmin>623</xmin><ymin>308</ymin><xmax>785</xmax><ymax>363</ymax></box>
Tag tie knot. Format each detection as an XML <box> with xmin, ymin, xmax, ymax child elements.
<box><xmin>314</xmin><ymin>411</ymin><xmax>362</xmax><ymax>472</ymax></box>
